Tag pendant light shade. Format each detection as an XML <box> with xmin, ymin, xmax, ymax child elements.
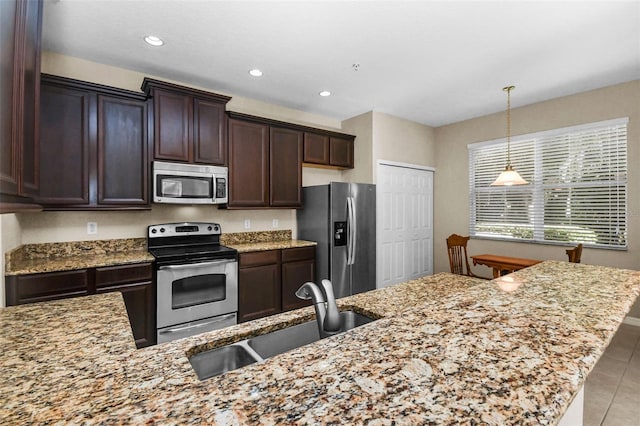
<box><xmin>491</xmin><ymin>165</ymin><xmax>528</xmax><ymax>186</ymax></box>
<box><xmin>491</xmin><ymin>86</ymin><xmax>528</xmax><ymax>186</ymax></box>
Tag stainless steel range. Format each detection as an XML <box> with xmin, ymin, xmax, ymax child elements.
<box><xmin>147</xmin><ymin>222</ymin><xmax>238</xmax><ymax>344</ymax></box>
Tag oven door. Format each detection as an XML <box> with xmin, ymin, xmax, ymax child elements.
<box><xmin>156</xmin><ymin>258</ymin><xmax>238</xmax><ymax>329</ymax></box>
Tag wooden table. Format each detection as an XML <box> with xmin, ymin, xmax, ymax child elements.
<box><xmin>471</xmin><ymin>254</ymin><xmax>542</xmax><ymax>278</ymax></box>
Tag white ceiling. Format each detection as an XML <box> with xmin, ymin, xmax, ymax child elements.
<box><xmin>42</xmin><ymin>0</ymin><xmax>640</xmax><ymax>127</ymax></box>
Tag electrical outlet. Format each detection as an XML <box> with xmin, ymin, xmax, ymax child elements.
<box><xmin>87</xmin><ymin>222</ymin><xmax>98</xmax><ymax>235</ymax></box>
<box><xmin>244</xmin><ymin>219</ymin><xmax>251</xmax><ymax>229</ymax></box>
<box><xmin>272</xmin><ymin>219</ymin><xmax>279</xmax><ymax>228</ymax></box>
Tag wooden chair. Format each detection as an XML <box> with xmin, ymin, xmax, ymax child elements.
<box><xmin>566</xmin><ymin>243</ymin><xmax>583</xmax><ymax>263</ymax></box>
<box><xmin>446</xmin><ymin>234</ymin><xmax>489</xmax><ymax>279</ymax></box>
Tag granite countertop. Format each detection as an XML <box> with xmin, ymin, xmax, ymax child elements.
<box><xmin>1</xmin><ymin>261</ymin><xmax>639</xmax><ymax>424</ymax></box>
<box><xmin>221</xmin><ymin>229</ymin><xmax>317</xmax><ymax>253</ymax></box>
<box><xmin>4</xmin><ymin>230</ymin><xmax>316</xmax><ymax>276</ymax></box>
<box><xmin>4</xmin><ymin>238</ymin><xmax>154</xmax><ymax>276</ymax></box>
<box><xmin>227</xmin><ymin>239</ymin><xmax>317</xmax><ymax>253</ymax></box>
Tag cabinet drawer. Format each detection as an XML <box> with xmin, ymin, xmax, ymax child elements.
<box><xmin>8</xmin><ymin>269</ymin><xmax>89</xmax><ymax>305</ymax></box>
<box><xmin>281</xmin><ymin>246</ymin><xmax>315</xmax><ymax>263</ymax></box>
<box><xmin>239</xmin><ymin>250</ymin><xmax>281</xmax><ymax>268</ymax></box>
<box><xmin>95</xmin><ymin>263</ymin><xmax>153</xmax><ymax>288</ymax></box>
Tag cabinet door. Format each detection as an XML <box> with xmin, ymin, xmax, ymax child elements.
<box><xmin>97</xmin><ymin>281</ymin><xmax>155</xmax><ymax>349</ymax></box>
<box><xmin>5</xmin><ymin>269</ymin><xmax>89</xmax><ymax>306</ymax></box>
<box><xmin>98</xmin><ymin>95</ymin><xmax>148</xmax><ymax>205</ymax></box>
<box><xmin>95</xmin><ymin>263</ymin><xmax>155</xmax><ymax>348</ymax></box>
<box><xmin>282</xmin><ymin>259</ymin><xmax>315</xmax><ymax>312</ymax></box>
<box><xmin>17</xmin><ymin>0</ymin><xmax>42</xmax><ymax>197</ymax></box>
<box><xmin>330</xmin><ymin>136</ymin><xmax>354</xmax><ymax>168</ymax></box>
<box><xmin>0</xmin><ymin>0</ymin><xmax>19</xmax><ymax>196</ymax></box>
<box><xmin>0</xmin><ymin>0</ymin><xmax>42</xmax><ymax>198</ymax></box>
<box><xmin>228</xmin><ymin>118</ymin><xmax>269</xmax><ymax>207</ymax></box>
<box><xmin>238</xmin><ymin>263</ymin><xmax>281</xmax><ymax>323</ymax></box>
<box><xmin>303</xmin><ymin>132</ymin><xmax>330</xmax><ymax>165</ymax></box>
<box><xmin>193</xmin><ymin>98</ymin><xmax>227</xmax><ymax>165</ymax></box>
<box><xmin>37</xmin><ymin>83</ymin><xmax>91</xmax><ymax>205</ymax></box>
<box><xmin>152</xmin><ymin>88</ymin><xmax>191</xmax><ymax>162</ymax></box>
<box><xmin>270</xmin><ymin>127</ymin><xmax>302</xmax><ymax>207</ymax></box>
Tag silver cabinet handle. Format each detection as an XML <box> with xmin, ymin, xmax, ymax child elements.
<box><xmin>158</xmin><ymin>259</ymin><xmax>235</xmax><ymax>271</ymax></box>
<box><xmin>158</xmin><ymin>313</ymin><xmax>236</xmax><ymax>335</ymax></box>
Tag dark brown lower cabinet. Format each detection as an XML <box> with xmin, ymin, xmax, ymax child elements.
<box><xmin>95</xmin><ymin>263</ymin><xmax>155</xmax><ymax>348</ymax></box>
<box><xmin>238</xmin><ymin>246</ymin><xmax>315</xmax><ymax>323</ymax></box>
<box><xmin>5</xmin><ymin>269</ymin><xmax>89</xmax><ymax>305</ymax></box>
<box><xmin>5</xmin><ymin>262</ymin><xmax>155</xmax><ymax>348</ymax></box>
<box><xmin>281</xmin><ymin>247</ymin><xmax>315</xmax><ymax>311</ymax></box>
<box><xmin>238</xmin><ymin>250</ymin><xmax>281</xmax><ymax>323</ymax></box>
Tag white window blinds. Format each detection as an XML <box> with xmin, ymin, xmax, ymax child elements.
<box><xmin>468</xmin><ymin>118</ymin><xmax>628</xmax><ymax>249</ymax></box>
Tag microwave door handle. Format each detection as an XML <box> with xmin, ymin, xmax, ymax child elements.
<box><xmin>158</xmin><ymin>259</ymin><xmax>235</xmax><ymax>271</ymax></box>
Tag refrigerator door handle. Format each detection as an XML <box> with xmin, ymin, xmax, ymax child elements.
<box><xmin>347</xmin><ymin>196</ymin><xmax>356</xmax><ymax>265</ymax></box>
<box><xmin>351</xmin><ymin>196</ymin><xmax>357</xmax><ymax>265</ymax></box>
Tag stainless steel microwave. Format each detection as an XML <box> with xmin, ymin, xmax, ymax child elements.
<box><xmin>153</xmin><ymin>161</ymin><xmax>228</xmax><ymax>204</ymax></box>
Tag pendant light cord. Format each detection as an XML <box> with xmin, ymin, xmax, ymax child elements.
<box><xmin>504</xmin><ymin>85</ymin><xmax>514</xmax><ymax>167</ymax></box>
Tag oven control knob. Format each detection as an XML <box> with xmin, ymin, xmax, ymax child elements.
<box><xmin>160</xmin><ymin>227</ymin><xmax>166</xmax><ymax>233</ymax></box>
<box><xmin>214</xmin><ymin>225</ymin><xmax>219</xmax><ymax>232</ymax></box>
<box><xmin>151</xmin><ymin>228</ymin><xmax>157</xmax><ymax>234</ymax></box>
<box><xmin>207</xmin><ymin>226</ymin><xmax>213</xmax><ymax>231</ymax></box>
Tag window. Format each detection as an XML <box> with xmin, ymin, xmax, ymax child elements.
<box><xmin>468</xmin><ymin>118</ymin><xmax>628</xmax><ymax>249</ymax></box>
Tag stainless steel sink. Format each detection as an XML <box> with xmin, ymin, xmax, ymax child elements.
<box><xmin>188</xmin><ymin>310</ymin><xmax>376</xmax><ymax>379</ymax></box>
<box><xmin>248</xmin><ymin>310</ymin><xmax>375</xmax><ymax>359</ymax></box>
<box><xmin>189</xmin><ymin>343</ymin><xmax>259</xmax><ymax>380</ymax></box>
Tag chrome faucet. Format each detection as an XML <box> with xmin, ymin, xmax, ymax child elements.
<box><xmin>295</xmin><ymin>280</ymin><xmax>341</xmax><ymax>337</ymax></box>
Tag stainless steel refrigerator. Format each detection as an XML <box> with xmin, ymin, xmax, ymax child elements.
<box><xmin>297</xmin><ymin>182</ymin><xmax>376</xmax><ymax>298</ymax></box>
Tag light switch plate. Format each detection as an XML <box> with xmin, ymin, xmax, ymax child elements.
<box><xmin>272</xmin><ymin>219</ymin><xmax>278</xmax><ymax>228</ymax></box>
<box><xmin>244</xmin><ymin>219</ymin><xmax>251</xmax><ymax>229</ymax></box>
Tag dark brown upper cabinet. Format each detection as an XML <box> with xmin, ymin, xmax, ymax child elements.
<box><xmin>329</xmin><ymin>136</ymin><xmax>354</xmax><ymax>168</ymax></box>
<box><xmin>303</xmin><ymin>132</ymin><xmax>330</xmax><ymax>164</ymax></box>
<box><xmin>227</xmin><ymin>112</ymin><xmax>354</xmax><ymax>209</ymax></box>
<box><xmin>98</xmin><ymin>95</ymin><xmax>148</xmax><ymax>205</ymax></box>
<box><xmin>141</xmin><ymin>78</ymin><xmax>231</xmax><ymax>166</ymax></box>
<box><xmin>270</xmin><ymin>127</ymin><xmax>302</xmax><ymax>207</ymax></box>
<box><xmin>38</xmin><ymin>82</ymin><xmax>91</xmax><ymax>206</ymax></box>
<box><xmin>37</xmin><ymin>75</ymin><xmax>149</xmax><ymax>210</ymax></box>
<box><xmin>227</xmin><ymin>118</ymin><xmax>302</xmax><ymax>209</ymax></box>
<box><xmin>303</xmin><ymin>132</ymin><xmax>355</xmax><ymax>169</ymax></box>
<box><xmin>228</xmin><ymin>118</ymin><xmax>270</xmax><ymax>207</ymax></box>
<box><xmin>0</xmin><ymin>0</ymin><xmax>43</xmax><ymax>212</ymax></box>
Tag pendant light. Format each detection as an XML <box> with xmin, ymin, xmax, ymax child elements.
<box><xmin>491</xmin><ymin>85</ymin><xmax>528</xmax><ymax>186</ymax></box>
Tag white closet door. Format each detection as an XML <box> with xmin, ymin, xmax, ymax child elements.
<box><xmin>377</xmin><ymin>162</ymin><xmax>433</xmax><ymax>289</ymax></box>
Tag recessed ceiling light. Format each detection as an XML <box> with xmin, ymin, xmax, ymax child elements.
<box><xmin>144</xmin><ymin>35</ymin><xmax>164</xmax><ymax>46</ymax></box>
<box><xmin>319</xmin><ymin>91</ymin><xmax>331</xmax><ymax>97</ymax></box>
<box><xmin>249</xmin><ymin>69</ymin><xmax>263</xmax><ymax>77</ymax></box>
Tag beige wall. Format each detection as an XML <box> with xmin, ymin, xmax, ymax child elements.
<box><xmin>372</xmin><ymin>111</ymin><xmax>436</xmax><ymax>179</ymax></box>
<box><xmin>433</xmin><ymin>81</ymin><xmax>640</xmax><ymax>277</ymax></box>
<box><xmin>41</xmin><ymin>52</ymin><xmax>342</xmax><ymax>130</ymax></box>
<box><xmin>342</xmin><ymin>111</ymin><xmax>436</xmax><ymax>184</ymax></box>
<box><xmin>16</xmin><ymin>205</ymin><xmax>296</xmax><ymax>243</ymax></box>
<box><xmin>342</xmin><ymin>111</ymin><xmax>374</xmax><ymax>183</ymax></box>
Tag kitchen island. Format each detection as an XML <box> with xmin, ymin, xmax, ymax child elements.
<box><xmin>1</xmin><ymin>261</ymin><xmax>639</xmax><ymax>424</ymax></box>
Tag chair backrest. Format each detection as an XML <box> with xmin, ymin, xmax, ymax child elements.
<box><xmin>566</xmin><ymin>243</ymin><xmax>583</xmax><ymax>263</ymax></box>
<box><xmin>447</xmin><ymin>234</ymin><xmax>473</xmax><ymax>276</ymax></box>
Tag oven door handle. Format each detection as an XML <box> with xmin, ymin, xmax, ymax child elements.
<box><xmin>158</xmin><ymin>313</ymin><xmax>237</xmax><ymax>335</ymax></box>
<box><xmin>158</xmin><ymin>259</ymin><xmax>236</xmax><ymax>270</ymax></box>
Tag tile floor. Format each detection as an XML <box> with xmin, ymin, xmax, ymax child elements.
<box><xmin>584</xmin><ymin>322</ymin><xmax>640</xmax><ymax>425</ymax></box>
